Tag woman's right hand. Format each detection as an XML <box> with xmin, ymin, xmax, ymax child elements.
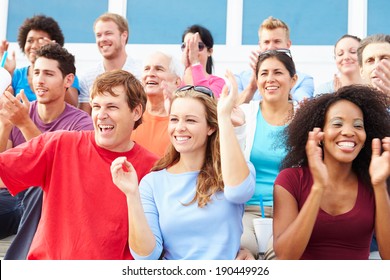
<box><xmin>0</xmin><ymin>40</ymin><xmax>16</xmax><ymax>75</ymax></box>
<box><xmin>110</xmin><ymin>156</ymin><xmax>139</xmax><ymax>196</ymax></box>
<box><xmin>306</xmin><ymin>127</ymin><xmax>328</xmax><ymax>189</ymax></box>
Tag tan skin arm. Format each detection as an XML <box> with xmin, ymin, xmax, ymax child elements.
<box><xmin>369</xmin><ymin>137</ymin><xmax>390</xmax><ymax>259</ymax></box>
<box><xmin>64</xmin><ymin>87</ymin><xmax>79</xmax><ymax>107</ymax></box>
<box><xmin>218</xmin><ymin>70</ymin><xmax>249</xmax><ymax>186</ymax></box>
<box><xmin>273</xmin><ymin>128</ymin><xmax>327</xmax><ymax>259</ymax></box>
<box><xmin>79</xmin><ymin>102</ymin><xmax>92</xmax><ymax>115</ymax></box>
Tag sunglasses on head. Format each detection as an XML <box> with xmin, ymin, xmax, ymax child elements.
<box><xmin>180</xmin><ymin>42</ymin><xmax>206</xmax><ymax>52</ymax></box>
<box><xmin>175</xmin><ymin>85</ymin><xmax>214</xmax><ymax>98</ymax></box>
<box><xmin>259</xmin><ymin>48</ymin><xmax>292</xmax><ymax>59</ymax></box>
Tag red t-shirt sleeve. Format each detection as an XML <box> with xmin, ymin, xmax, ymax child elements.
<box><xmin>0</xmin><ymin>132</ymin><xmax>54</xmax><ymax>195</ymax></box>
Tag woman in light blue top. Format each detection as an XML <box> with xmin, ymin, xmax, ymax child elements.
<box><xmin>314</xmin><ymin>34</ymin><xmax>363</xmax><ymax>97</ymax></box>
<box><xmin>111</xmin><ymin>71</ymin><xmax>255</xmax><ymax>260</ymax></box>
<box><xmin>236</xmin><ymin>49</ymin><xmax>298</xmax><ymax>258</ymax></box>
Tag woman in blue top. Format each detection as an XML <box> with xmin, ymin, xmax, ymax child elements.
<box><xmin>2</xmin><ymin>15</ymin><xmax>79</xmax><ymax>106</ymax></box>
<box><xmin>237</xmin><ymin>49</ymin><xmax>298</xmax><ymax>258</ymax></box>
<box><xmin>111</xmin><ymin>71</ymin><xmax>255</xmax><ymax>260</ymax></box>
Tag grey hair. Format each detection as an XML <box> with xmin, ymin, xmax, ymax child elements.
<box><xmin>143</xmin><ymin>51</ymin><xmax>184</xmax><ymax>78</ymax></box>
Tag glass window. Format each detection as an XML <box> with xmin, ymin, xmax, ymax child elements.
<box><xmin>7</xmin><ymin>0</ymin><xmax>108</xmax><ymax>43</ymax></box>
<box><xmin>367</xmin><ymin>0</ymin><xmax>390</xmax><ymax>35</ymax></box>
<box><xmin>242</xmin><ymin>0</ymin><xmax>348</xmax><ymax>45</ymax></box>
<box><xmin>126</xmin><ymin>0</ymin><xmax>227</xmax><ymax>44</ymax></box>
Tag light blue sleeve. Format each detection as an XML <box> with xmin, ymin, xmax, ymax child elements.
<box><xmin>71</xmin><ymin>75</ymin><xmax>80</xmax><ymax>92</ymax></box>
<box><xmin>130</xmin><ymin>174</ymin><xmax>164</xmax><ymax>260</ymax></box>
<box><xmin>224</xmin><ymin>161</ymin><xmax>256</xmax><ymax>204</ymax></box>
<box><xmin>291</xmin><ymin>72</ymin><xmax>314</xmax><ymax>102</ymax></box>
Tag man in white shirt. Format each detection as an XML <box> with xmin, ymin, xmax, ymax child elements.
<box><xmin>78</xmin><ymin>13</ymin><xmax>140</xmax><ymax>114</ymax></box>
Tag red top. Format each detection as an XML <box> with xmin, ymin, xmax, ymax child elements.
<box><xmin>275</xmin><ymin>167</ymin><xmax>374</xmax><ymax>260</ymax></box>
<box><xmin>0</xmin><ymin>130</ymin><xmax>158</xmax><ymax>260</ymax></box>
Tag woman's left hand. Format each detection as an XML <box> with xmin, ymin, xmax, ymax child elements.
<box><xmin>218</xmin><ymin>70</ymin><xmax>238</xmax><ymax>114</ymax></box>
<box><xmin>218</xmin><ymin>70</ymin><xmax>245</xmax><ymax>126</ymax></box>
<box><xmin>369</xmin><ymin>137</ymin><xmax>390</xmax><ymax>187</ymax></box>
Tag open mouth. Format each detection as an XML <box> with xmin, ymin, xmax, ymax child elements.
<box><xmin>35</xmin><ymin>88</ymin><xmax>48</xmax><ymax>96</ymax></box>
<box><xmin>336</xmin><ymin>141</ymin><xmax>356</xmax><ymax>150</ymax></box>
<box><xmin>146</xmin><ymin>81</ymin><xmax>158</xmax><ymax>86</ymax></box>
<box><xmin>265</xmin><ymin>86</ymin><xmax>279</xmax><ymax>91</ymax></box>
<box><xmin>98</xmin><ymin>124</ymin><xmax>114</xmax><ymax>133</ymax></box>
<box><xmin>175</xmin><ymin>136</ymin><xmax>191</xmax><ymax>143</ymax></box>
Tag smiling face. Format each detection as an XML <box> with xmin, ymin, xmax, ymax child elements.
<box><xmin>24</xmin><ymin>29</ymin><xmax>51</xmax><ymax>63</ymax></box>
<box><xmin>360</xmin><ymin>42</ymin><xmax>390</xmax><ymax>87</ymax></box>
<box><xmin>168</xmin><ymin>97</ymin><xmax>214</xmax><ymax>156</ymax></box>
<box><xmin>142</xmin><ymin>52</ymin><xmax>180</xmax><ymax>96</ymax></box>
<box><xmin>257</xmin><ymin>57</ymin><xmax>296</xmax><ymax>103</ymax></box>
<box><xmin>91</xmin><ymin>86</ymin><xmax>142</xmax><ymax>152</ymax></box>
<box><xmin>94</xmin><ymin>20</ymin><xmax>127</xmax><ymax>59</ymax></box>
<box><xmin>322</xmin><ymin>100</ymin><xmax>366</xmax><ymax>165</ymax></box>
<box><xmin>258</xmin><ymin>27</ymin><xmax>291</xmax><ymax>51</ymax></box>
<box><xmin>33</xmin><ymin>57</ymin><xmax>73</xmax><ymax>104</ymax></box>
<box><xmin>335</xmin><ymin>37</ymin><xmax>360</xmax><ymax>76</ymax></box>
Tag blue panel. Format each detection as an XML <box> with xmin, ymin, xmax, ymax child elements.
<box><xmin>7</xmin><ymin>0</ymin><xmax>108</xmax><ymax>43</ymax></box>
<box><xmin>367</xmin><ymin>0</ymin><xmax>390</xmax><ymax>35</ymax></box>
<box><xmin>126</xmin><ymin>0</ymin><xmax>227</xmax><ymax>44</ymax></box>
<box><xmin>242</xmin><ymin>0</ymin><xmax>348</xmax><ymax>45</ymax></box>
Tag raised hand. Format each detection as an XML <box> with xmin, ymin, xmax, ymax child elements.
<box><xmin>218</xmin><ymin>70</ymin><xmax>245</xmax><ymax>126</ymax></box>
<box><xmin>306</xmin><ymin>127</ymin><xmax>328</xmax><ymax>188</ymax></box>
<box><xmin>248</xmin><ymin>49</ymin><xmax>260</xmax><ymax>89</ymax></box>
<box><xmin>1</xmin><ymin>90</ymin><xmax>30</xmax><ymax>127</ymax></box>
<box><xmin>249</xmin><ymin>49</ymin><xmax>260</xmax><ymax>72</ymax></box>
<box><xmin>333</xmin><ymin>73</ymin><xmax>342</xmax><ymax>91</ymax></box>
<box><xmin>0</xmin><ymin>40</ymin><xmax>16</xmax><ymax>75</ymax></box>
<box><xmin>181</xmin><ymin>42</ymin><xmax>190</xmax><ymax>69</ymax></box>
<box><xmin>372</xmin><ymin>60</ymin><xmax>390</xmax><ymax>96</ymax></box>
<box><xmin>188</xmin><ymin>32</ymin><xmax>201</xmax><ymax>65</ymax></box>
<box><xmin>369</xmin><ymin>137</ymin><xmax>390</xmax><ymax>187</ymax></box>
<box><xmin>161</xmin><ymin>80</ymin><xmax>178</xmax><ymax>114</ymax></box>
<box><xmin>110</xmin><ymin>156</ymin><xmax>139</xmax><ymax>195</ymax></box>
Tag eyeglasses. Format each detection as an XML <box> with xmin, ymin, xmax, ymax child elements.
<box><xmin>180</xmin><ymin>42</ymin><xmax>206</xmax><ymax>52</ymax></box>
<box><xmin>175</xmin><ymin>85</ymin><xmax>214</xmax><ymax>98</ymax></box>
<box><xmin>259</xmin><ymin>48</ymin><xmax>292</xmax><ymax>59</ymax></box>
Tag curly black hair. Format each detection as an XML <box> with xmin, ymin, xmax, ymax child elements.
<box><xmin>281</xmin><ymin>84</ymin><xmax>390</xmax><ymax>187</ymax></box>
<box><xmin>17</xmin><ymin>14</ymin><xmax>64</xmax><ymax>53</ymax></box>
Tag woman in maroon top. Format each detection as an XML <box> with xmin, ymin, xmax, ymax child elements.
<box><xmin>273</xmin><ymin>84</ymin><xmax>390</xmax><ymax>259</ymax></box>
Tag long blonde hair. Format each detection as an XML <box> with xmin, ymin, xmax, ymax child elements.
<box><xmin>151</xmin><ymin>89</ymin><xmax>223</xmax><ymax>207</ymax></box>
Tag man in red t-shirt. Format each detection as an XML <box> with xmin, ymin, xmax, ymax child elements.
<box><xmin>0</xmin><ymin>70</ymin><xmax>158</xmax><ymax>259</ymax></box>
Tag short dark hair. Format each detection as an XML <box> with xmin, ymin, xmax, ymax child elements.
<box><xmin>90</xmin><ymin>70</ymin><xmax>147</xmax><ymax>129</ymax></box>
<box><xmin>182</xmin><ymin>24</ymin><xmax>214</xmax><ymax>74</ymax></box>
<box><xmin>282</xmin><ymin>84</ymin><xmax>390</xmax><ymax>187</ymax></box>
<box><xmin>35</xmin><ymin>44</ymin><xmax>75</xmax><ymax>78</ymax></box>
<box><xmin>17</xmin><ymin>15</ymin><xmax>65</xmax><ymax>53</ymax></box>
<box><xmin>256</xmin><ymin>50</ymin><xmax>296</xmax><ymax>80</ymax></box>
<box><xmin>357</xmin><ymin>34</ymin><xmax>390</xmax><ymax>67</ymax></box>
